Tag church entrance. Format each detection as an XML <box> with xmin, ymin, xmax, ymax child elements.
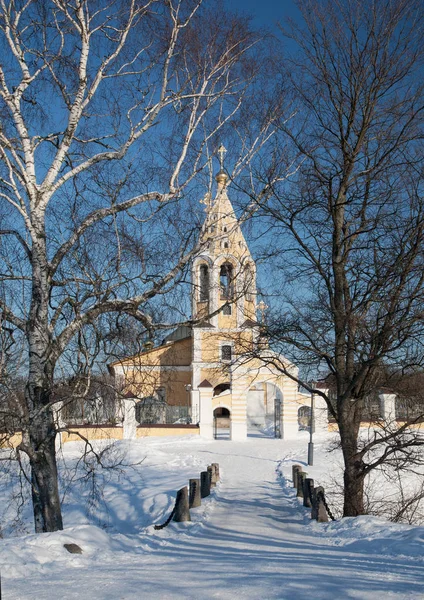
<box><xmin>246</xmin><ymin>382</ymin><xmax>283</xmax><ymax>438</ymax></box>
<box><xmin>213</xmin><ymin>407</ymin><xmax>231</xmax><ymax>440</ymax></box>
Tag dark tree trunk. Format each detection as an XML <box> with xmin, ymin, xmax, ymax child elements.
<box><xmin>339</xmin><ymin>410</ymin><xmax>365</xmax><ymax>517</ymax></box>
<box><xmin>342</xmin><ymin>459</ymin><xmax>365</xmax><ymax>517</ymax></box>
<box><xmin>27</xmin><ymin>384</ymin><xmax>63</xmax><ymax>533</ymax></box>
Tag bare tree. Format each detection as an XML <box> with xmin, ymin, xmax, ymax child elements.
<box><xmin>241</xmin><ymin>0</ymin><xmax>424</xmax><ymax>516</ymax></box>
<box><xmin>0</xmin><ymin>0</ymin><xmax>276</xmax><ymax>532</ymax></box>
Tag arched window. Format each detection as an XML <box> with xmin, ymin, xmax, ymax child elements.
<box><xmin>199</xmin><ymin>264</ymin><xmax>209</xmax><ymax>302</ymax></box>
<box><xmin>220</xmin><ymin>263</ymin><xmax>233</xmax><ymax>299</ymax></box>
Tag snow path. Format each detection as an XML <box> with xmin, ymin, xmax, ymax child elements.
<box><xmin>1</xmin><ymin>434</ymin><xmax>424</xmax><ymax>599</ymax></box>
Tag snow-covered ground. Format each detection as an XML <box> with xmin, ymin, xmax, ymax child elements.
<box><xmin>1</xmin><ymin>429</ymin><xmax>423</xmax><ymax>599</ymax></box>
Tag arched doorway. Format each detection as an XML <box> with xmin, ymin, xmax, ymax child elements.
<box><xmin>246</xmin><ymin>382</ymin><xmax>283</xmax><ymax>437</ymax></box>
<box><xmin>213</xmin><ymin>407</ymin><xmax>231</xmax><ymax>440</ymax></box>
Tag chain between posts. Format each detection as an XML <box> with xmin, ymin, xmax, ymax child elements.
<box><xmin>154</xmin><ymin>497</ymin><xmax>178</xmax><ymax>530</ymax></box>
<box><xmin>317</xmin><ymin>489</ymin><xmax>336</xmax><ymax>521</ymax></box>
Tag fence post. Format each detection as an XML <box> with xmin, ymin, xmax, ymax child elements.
<box><xmin>292</xmin><ymin>465</ymin><xmax>303</xmax><ymax>488</ymax></box>
<box><xmin>317</xmin><ymin>487</ymin><xmax>329</xmax><ymax>523</ymax></box>
<box><xmin>211</xmin><ymin>463</ymin><xmax>220</xmax><ymax>483</ymax></box>
<box><xmin>173</xmin><ymin>486</ymin><xmax>191</xmax><ymax>522</ymax></box>
<box><xmin>189</xmin><ymin>478</ymin><xmax>201</xmax><ymax>508</ymax></box>
<box><xmin>207</xmin><ymin>465</ymin><xmax>216</xmax><ymax>488</ymax></box>
<box><xmin>297</xmin><ymin>471</ymin><xmax>307</xmax><ymax>498</ymax></box>
<box><xmin>200</xmin><ymin>470</ymin><xmax>211</xmax><ymax>498</ymax></box>
<box><xmin>303</xmin><ymin>478</ymin><xmax>314</xmax><ymax>508</ymax></box>
<box><xmin>311</xmin><ymin>485</ymin><xmax>329</xmax><ymax>522</ymax></box>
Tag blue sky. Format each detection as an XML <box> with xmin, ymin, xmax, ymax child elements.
<box><xmin>225</xmin><ymin>0</ymin><xmax>301</xmax><ymax>31</ymax></box>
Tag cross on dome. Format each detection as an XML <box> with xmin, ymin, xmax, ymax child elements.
<box><xmin>217</xmin><ymin>143</ymin><xmax>227</xmax><ymax>169</ymax></box>
<box><xmin>216</xmin><ymin>144</ymin><xmax>228</xmax><ymax>188</ymax></box>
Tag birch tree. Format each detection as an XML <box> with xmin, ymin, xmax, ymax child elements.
<box><xmin>0</xmin><ymin>0</ymin><xmax>274</xmax><ymax>532</ymax></box>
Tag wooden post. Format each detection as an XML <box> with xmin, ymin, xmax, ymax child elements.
<box><xmin>317</xmin><ymin>486</ymin><xmax>329</xmax><ymax>523</ymax></box>
<box><xmin>292</xmin><ymin>464</ymin><xmax>303</xmax><ymax>488</ymax></box>
<box><xmin>303</xmin><ymin>478</ymin><xmax>314</xmax><ymax>508</ymax></box>
<box><xmin>173</xmin><ymin>487</ymin><xmax>191</xmax><ymax>522</ymax></box>
<box><xmin>311</xmin><ymin>486</ymin><xmax>329</xmax><ymax>522</ymax></box>
<box><xmin>212</xmin><ymin>463</ymin><xmax>220</xmax><ymax>482</ymax></box>
<box><xmin>207</xmin><ymin>465</ymin><xmax>216</xmax><ymax>488</ymax></box>
<box><xmin>189</xmin><ymin>478</ymin><xmax>201</xmax><ymax>508</ymax></box>
<box><xmin>311</xmin><ymin>487</ymin><xmax>318</xmax><ymax>520</ymax></box>
<box><xmin>200</xmin><ymin>470</ymin><xmax>211</xmax><ymax>498</ymax></box>
<box><xmin>297</xmin><ymin>471</ymin><xmax>307</xmax><ymax>498</ymax></box>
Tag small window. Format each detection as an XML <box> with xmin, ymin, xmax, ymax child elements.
<box><xmin>221</xmin><ymin>345</ymin><xmax>232</xmax><ymax>361</ymax></box>
<box><xmin>223</xmin><ymin>226</ymin><xmax>227</xmax><ymax>232</ymax></box>
<box><xmin>223</xmin><ymin>303</ymin><xmax>231</xmax><ymax>315</ymax></box>
<box><xmin>224</xmin><ymin>242</ymin><xmax>229</xmax><ymax>248</ymax></box>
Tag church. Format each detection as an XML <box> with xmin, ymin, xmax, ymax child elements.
<box><xmin>109</xmin><ymin>149</ymin><xmax>327</xmax><ymax>441</ymax></box>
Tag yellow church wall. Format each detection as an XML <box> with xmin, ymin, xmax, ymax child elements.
<box><xmin>122</xmin><ymin>368</ymin><xmax>192</xmax><ymax>406</ymax></box>
<box><xmin>196</xmin><ymin>300</ymin><xmax>210</xmax><ymax>320</ymax></box>
<box><xmin>62</xmin><ymin>426</ymin><xmax>123</xmax><ymax>443</ymax></box>
<box><xmin>136</xmin><ymin>425</ymin><xmax>199</xmax><ymax>437</ymax></box>
<box><xmin>212</xmin><ymin>394</ymin><xmax>232</xmax><ymax>411</ymax></box>
<box><xmin>200</xmin><ymin>367</ymin><xmax>231</xmax><ymax>388</ymax></box>
<box><xmin>112</xmin><ymin>337</ymin><xmax>192</xmax><ymax>370</ymax></box>
<box><xmin>111</xmin><ymin>337</ymin><xmax>193</xmax><ymax>407</ymax></box>
<box><xmin>198</xmin><ymin>330</ymin><xmax>254</xmax><ymax>363</ymax></box>
<box><xmin>218</xmin><ymin>308</ymin><xmax>238</xmax><ymax>329</ymax></box>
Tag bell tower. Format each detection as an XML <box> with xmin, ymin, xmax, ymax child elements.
<box><xmin>192</xmin><ymin>145</ymin><xmax>257</xmax><ymax>330</ymax></box>
<box><xmin>191</xmin><ymin>146</ymin><xmax>258</xmax><ymax>394</ymax></box>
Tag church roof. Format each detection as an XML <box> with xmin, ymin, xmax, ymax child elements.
<box><xmin>163</xmin><ymin>324</ymin><xmax>192</xmax><ymax>343</ymax></box>
<box><xmin>198</xmin><ymin>379</ymin><xmax>213</xmax><ymax>388</ymax></box>
<box><xmin>241</xmin><ymin>318</ymin><xmax>258</xmax><ymax>328</ymax></box>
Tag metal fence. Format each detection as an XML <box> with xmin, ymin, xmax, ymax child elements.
<box><xmin>136</xmin><ymin>400</ymin><xmax>192</xmax><ymax>425</ymax></box>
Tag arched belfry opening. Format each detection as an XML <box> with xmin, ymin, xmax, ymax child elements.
<box><xmin>199</xmin><ymin>263</ymin><xmax>209</xmax><ymax>302</ymax></box>
<box><xmin>220</xmin><ymin>262</ymin><xmax>233</xmax><ymax>299</ymax></box>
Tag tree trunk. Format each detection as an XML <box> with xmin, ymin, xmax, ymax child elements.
<box><xmin>26</xmin><ymin>215</ymin><xmax>63</xmax><ymax>533</ymax></box>
<box><xmin>27</xmin><ymin>383</ymin><xmax>63</xmax><ymax>533</ymax></box>
<box><xmin>342</xmin><ymin>458</ymin><xmax>365</xmax><ymax>517</ymax></box>
<box><xmin>339</xmin><ymin>411</ymin><xmax>365</xmax><ymax>517</ymax></box>
<box><xmin>29</xmin><ymin>403</ymin><xmax>63</xmax><ymax>533</ymax></box>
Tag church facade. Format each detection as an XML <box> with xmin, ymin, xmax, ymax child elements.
<box><xmin>110</xmin><ymin>161</ymin><xmax>327</xmax><ymax>441</ymax></box>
